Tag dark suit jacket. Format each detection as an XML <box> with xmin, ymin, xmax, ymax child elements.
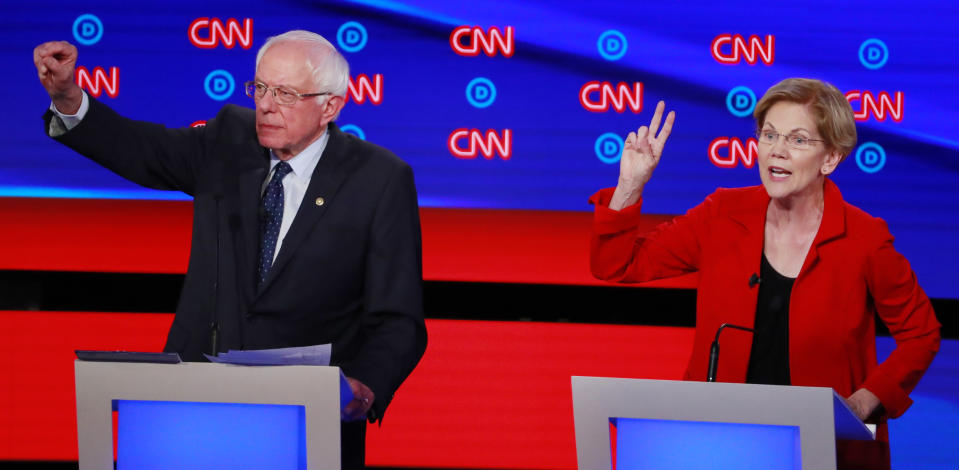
<box><xmin>46</xmin><ymin>98</ymin><xmax>427</xmax><ymax>422</ymax></box>
<box><xmin>590</xmin><ymin>179</ymin><xmax>940</xmax><ymax>442</ymax></box>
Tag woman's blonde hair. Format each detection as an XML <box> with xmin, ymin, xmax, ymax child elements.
<box><xmin>754</xmin><ymin>78</ymin><xmax>857</xmax><ymax>159</ymax></box>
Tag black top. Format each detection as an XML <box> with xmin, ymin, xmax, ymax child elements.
<box><xmin>746</xmin><ymin>253</ymin><xmax>795</xmax><ymax>385</ymax></box>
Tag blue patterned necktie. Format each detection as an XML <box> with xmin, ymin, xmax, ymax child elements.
<box><xmin>258</xmin><ymin>161</ymin><xmax>293</xmax><ymax>286</ymax></box>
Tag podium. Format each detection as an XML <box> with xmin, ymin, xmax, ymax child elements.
<box><xmin>571</xmin><ymin>376</ymin><xmax>875</xmax><ymax>470</ymax></box>
<box><xmin>75</xmin><ymin>360</ymin><xmax>344</xmax><ymax>470</ymax></box>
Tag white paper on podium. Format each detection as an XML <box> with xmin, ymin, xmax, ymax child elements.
<box><xmin>205</xmin><ymin>344</ymin><xmax>332</xmax><ymax>366</ymax></box>
<box><xmin>204</xmin><ymin>344</ymin><xmax>353</xmax><ymax>410</ymax></box>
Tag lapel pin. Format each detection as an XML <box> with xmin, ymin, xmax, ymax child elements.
<box><xmin>315</xmin><ymin>197</ymin><xmax>325</xmax><ymax>206</ymax></box>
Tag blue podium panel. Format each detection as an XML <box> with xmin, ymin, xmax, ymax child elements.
<box><xmin>115</xmin><ymin>400</ymin><xmax>306</xmax><ymax>470</ymax></box>
<box><xmin>614</xmin><ymin>418</ymin><xmax>801</xmax><ymax>470</ymax></box>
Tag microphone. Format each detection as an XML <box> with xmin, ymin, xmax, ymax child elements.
<box><xmin>210</xmin><ymin>194</ymin><xmax>222</xmax><ymax>357</ymax></box>
<box><xmin>706</xmin><ymin>323</ymin><xmax>754</xmax><ymax>382</ymax></box>
<box><xmin>749</xmin><ymin>273</ymin><xmax>761</xmax><ymax>288</ymax></box>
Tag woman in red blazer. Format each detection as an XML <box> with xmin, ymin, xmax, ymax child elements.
<box><xmin>590</xmin><ymin>78</ymin><xmax>940</xmax><ymax>444</ymax></box>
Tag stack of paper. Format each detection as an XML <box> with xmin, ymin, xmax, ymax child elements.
<box><xmin>204</xmin><ymin>344</ymin><xmax>331</xmax><ymax>366</ymax></box>
<box><xmin>204</xmin><ymin>344</ymin><xmax>353</xmax><ymax>411</ymax></box>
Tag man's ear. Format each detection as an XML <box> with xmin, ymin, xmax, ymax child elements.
<box><xmin>323</xmin><ymin>95</ymin><xmax>345</xmax><ymax>122</ymax></box>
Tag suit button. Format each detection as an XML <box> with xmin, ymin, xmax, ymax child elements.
<box><xmin>315</xmin><ymin>197</ymin><xmax>325</xmax><ymax>206</ymax></box>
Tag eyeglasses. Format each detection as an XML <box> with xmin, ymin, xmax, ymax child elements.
<box><xmin>244</xmin><ymin>81</ymin><xmax>330</xmax><ymax>106</ymax></box>
<box><xmin>756</xmin><ymin>130</ymin><xmax>825</xmax><ymax>151</ymax></box>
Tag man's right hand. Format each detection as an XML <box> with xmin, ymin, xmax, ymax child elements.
<box><xmin>34</xmin><ymin>41</ymin><xmax>83</xmax><ymax>114</ymax></box>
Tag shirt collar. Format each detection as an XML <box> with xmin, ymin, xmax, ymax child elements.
<box><xmin>268</xmin><ymin>127</ymin><xmax>330</xmax><ymax>180</ymax></box>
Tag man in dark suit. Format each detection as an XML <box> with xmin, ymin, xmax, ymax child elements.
<box><xmin>34</xmin><ymin>30</ymin><xmax>426</xmax><ymax>468</ymax></box>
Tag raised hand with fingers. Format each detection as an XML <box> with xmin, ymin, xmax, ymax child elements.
<box><xmin>609</xmin><ymin>100</ymin><xmax>676</xmax><ymax>211</ymax></box>
<box><xmin>33</xmin><ymin>41</ymin><xmax>83</xmax><ymax>114</ymax></box>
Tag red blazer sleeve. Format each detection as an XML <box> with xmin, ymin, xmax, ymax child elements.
<box><xmin>861</xmin><ymin>220</ymin><xmax>941</xmax><ymax>418</ymax></box>
<box><xmin>589</xmin><ymin>187</ymin><xmax>714</xmax><ymax>283</ymax></box>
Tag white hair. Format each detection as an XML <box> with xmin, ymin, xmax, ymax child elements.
<box><xmin>255</xmin><ymin>30</ymin><xmax>350</xmax><ymax>99</ymax></box>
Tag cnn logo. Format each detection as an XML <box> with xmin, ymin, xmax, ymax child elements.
<box><xmin>448</xmin><ymin>129</ymin><xmax>512</xmax><ymax>160</ymax></box>
<box><xmin>709</xmin><ymin>137</ymin><xmax>758</xmax><ymax>168</ymax></box>
<box><xmin>580</xmin><ymin>81</ymin><xmax>643</xmax><ymax>113</ymax></box>
<box><xmin>845</xmin><ymin>90</ymin><xmax>903</xmax><ymax>122</ymax></box>
<box><xmin>75</xmin><ymin>66</ymin><xmax>119</xmax><ymax>98</ymax></box>
<box><xmin>450</xmin><ymin>26</ymin><xmax>514</xmax><ymax>57</ymax></box>
<box><xmin>346</xmin><ymin>74</ymin><xmax>383</xmax><ymax>105</ymax></box>
<box><xmin>711</xmin><ymin>34</ymin><xmax>774</xmax><ymax>65</ymax></box>
<box><xmin>189</xmin><ymin>18</ymin><xmax>253</xmax><ymax>49</ymax></box>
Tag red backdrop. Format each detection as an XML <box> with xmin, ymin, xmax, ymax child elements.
<box><xmin>0</xmin><ymin>197</ymin><xmax>695</xmax><ymax>287</ymax></box>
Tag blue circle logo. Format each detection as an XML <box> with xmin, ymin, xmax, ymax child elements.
<box><xmin>855</xmin><ymin>142</ymin><xmax>886</xmax><ymax>173</ymax></box>
<box><xmin>597</xmin><ymin>30</ymin><xmax>628</xmax><ymax>61</ymax></box>
<box><xmin>337</xmin><ymin>22</ymin><xmax>368</xmax><ymax>53</ymax></box>
<box><xmin>594</xmin><ymin>132</ymin><xmax>623</xmax><ymax>164</ymax></box>
<box><xmin>72</xmin><ymin>14</ymin><xmax>103</xmax><ymax>46</ymax></box>
<box><xmin>726</xmin><ymin>86</ymin><xmax>757</xmax><ymax>118</ymax></box>
<box><xmin>859</xmin><ymin>38</ymin><xmax>888</xmax><ymax>70</ymax></box>
<box><xmin>339</xmin><ymin>124</ymin><xmax>366</xmax><ymax>140</ymax></box>
<box><xmin>466</xmin><ymin>77</ymin><xmax>497</xmax><ymax>108</ymax></box>
<box><xmin>204</xmin><ymin>70</ymin><xmax>235</xmax><ymax>101</ymax></box>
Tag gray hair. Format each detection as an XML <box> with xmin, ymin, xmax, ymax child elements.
<box><xmin>255</xmin><ymin>30</ymin><xmax>350</xmax><ymax>99</ymax></box>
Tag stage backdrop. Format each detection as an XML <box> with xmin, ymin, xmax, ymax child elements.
<box><xmin>3</xmin><ymin>0</ymin><xmax>957</xmax><ymax>298</ymax></box>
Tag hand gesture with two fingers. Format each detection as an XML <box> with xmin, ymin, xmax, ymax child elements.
<box><xmin>609</xmin><ymin>100</ymin><xmax>676</xmax><ymax>210</ymax></box>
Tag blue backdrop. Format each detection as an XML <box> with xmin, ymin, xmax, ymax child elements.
<box><xmin>3</xmin><ymin>0</ymin><xmax>957</xmax><ymax>298</ymax></box>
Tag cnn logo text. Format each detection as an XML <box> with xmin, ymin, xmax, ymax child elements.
<box><xmin>450</xmin><ymin>26</ymin><xmax>514</xmax><ymax>57</ymax></box>
<box><xmin>711</xmin><ymin>34</ymin><xmax>774</xmax><ymax>65</ymax></box>
<box><xmin>448</xmin><ymin>129</ymin><xmax>512</xmax><ymax>160</ymax></box>
<box><xmin>189</xmin><ymin>18</ymin><xmax>253</xmax><ymax>49</ymax></box>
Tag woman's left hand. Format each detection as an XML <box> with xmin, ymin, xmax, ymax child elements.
<box><xmin>845</xmin><ymin>388</ymin><xmax>881</xmax><ymax>421</ymax></box>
